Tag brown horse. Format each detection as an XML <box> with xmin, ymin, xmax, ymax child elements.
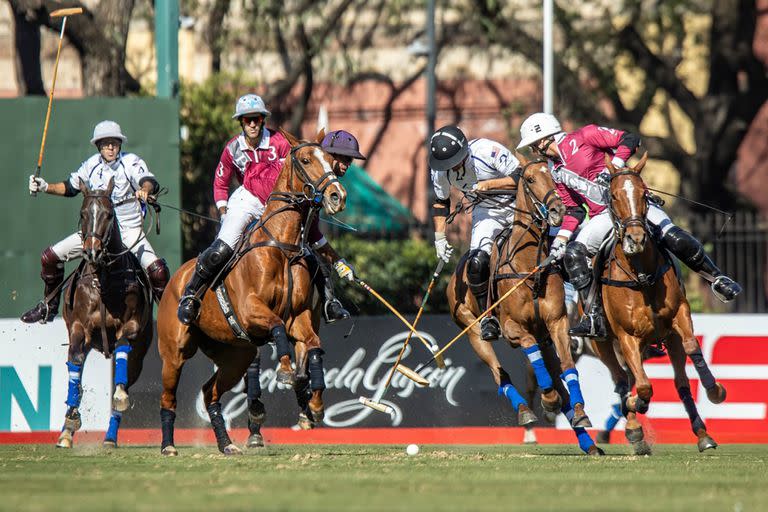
<box><xmin>448</xmin><ymin>155</ymin><xmax>601</xmax><ymax>454</ymax></box>
<box><xmin>57</xmin><ymin>178</ymin><xmax>153</xmax><ymax>448</ymax></box>
<box><xmin>594</xmin><ymin>153</ymin><xmax>726</xmax><ymax>454</ymax></box>
<box><xmin>157</xmin><ymin>130</ymin><xmax>346</xmax><ymax>455</ymax></box>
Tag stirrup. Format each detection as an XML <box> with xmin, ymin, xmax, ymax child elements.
<box><xmin>323</xmin><ymin>298</ymin><xmax>350</xmax><ymax>324</ymax></box>
<box><xmin>569</xmin><ymin>315</ymin><xmax>606</xmax><ymax>339</ymax></box>
<box><xmin>480</xmin><ymin>316</ymin><xmax>501</xmax><ymax>341</ymax></box>
<box><xmin>711</xmin><ymin>276</ymin><xmax>742</xmax><ymax>303</ymax></box>
<box><xmin>177</xmin><ymin>295</ymin><xmax>202</xmax><ymax>325</ymax></box>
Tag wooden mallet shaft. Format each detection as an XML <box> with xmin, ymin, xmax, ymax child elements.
<box><xmin>50</xmin><ymin>7</ymin><xmax>84</xmax><ymax>17</ymax></box>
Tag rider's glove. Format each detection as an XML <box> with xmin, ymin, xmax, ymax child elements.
<box><xmin>434</xmin><ymin>232</ymin><xmax>453</xmax><ymax>263</ymax></box>
<box><xmin>549</xmin><ymin>237</ymin><xmax>567</xmax><ymax>261</ymax></box>
<box><xmin>29</xmin><ymin>175</ymin><xmax>48</xmax><ymax>194</ymax></box>
<box><xmin>595</xmin><ymin>170</ymin><xmax>611</xmax><ymax>188</ymax></box>
<box><xmin>333</xmin><ymin>259</ymin><xmax>356</xmax><ymax>282</ymax></box>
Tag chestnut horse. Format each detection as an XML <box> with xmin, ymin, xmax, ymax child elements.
<box><xmin>448</xmin><ymin>156</ymin><xmax>601</xmax><ymax>455</ymax></box>
<box><xmin>58</xmin><ymin>178</ymin><xmax>153</xmax><ymax>448</ymax></box>
<box><xmin>594</xmin><ymin>153</ymin><xmax>726</xmax><ymax>454</ymax></box>
<box><xmin>157</xmin><ymin>130</ymin><xmax>346</xmax><ymax>455</ymax></box>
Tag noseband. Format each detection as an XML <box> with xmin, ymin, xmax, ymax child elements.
<box><xmin>290</xmin><ymin>142</ymin><xmax>340</xmax><ymax>205</ymax></box>
<box><xmin>607</xmin><ymin>169</ymin><xmax>647</xmax><ymax>239</ymax></box>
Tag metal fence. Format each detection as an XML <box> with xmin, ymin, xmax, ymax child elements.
<box><xmin>689</xmin><ymin>211</ymin><xmax>767</xmax><ymax>313</ymax></box>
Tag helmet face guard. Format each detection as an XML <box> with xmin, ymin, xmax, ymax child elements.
<box><xmin>429</xmin><ymin>125</ymin><xmax>469</xmax><ymax>171</ymax></box>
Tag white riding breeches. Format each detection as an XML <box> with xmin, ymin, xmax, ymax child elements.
<box><xmin>217</xmin><ymin>186</ymin><xmax>266</xmax><ymax>250</ymax></box>
<box><xmin>471</xmin><ymin>205</ymin><xmax>516</xmax><ymax>254</ymax></box>
<box><xmin>575</xmin><ymin>205</ymin><xmax>675</xmax><ymax>256</ymax></box>
<box><xmin>51</xmin><ymin>225</ymin><xmax>159</xmax><ymax>269</ymax></box>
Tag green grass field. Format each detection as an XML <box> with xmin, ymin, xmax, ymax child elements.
<box><xmin>0</xmin><ymin>444</ymin><xmax>765</xmax><ymax>512</ymax></box>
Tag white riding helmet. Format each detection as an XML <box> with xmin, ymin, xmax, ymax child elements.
<box><xmin>232</xmin><ymin>94</ymin><xmax>271</xmax><ymax>119</ymax></box>
<box><xmin>517</xmin><ymin>112</ymin><xmax>562</xmax><ymax>149</ymax></box>
<box><xmin>90</xmin><ymin>120</ymin><xmax>127</xmax><ymax>145</ymax></box>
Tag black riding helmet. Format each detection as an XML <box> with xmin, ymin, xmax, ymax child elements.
<box><xmin>429</xmin><ymin>125</ymin><xmax>469</xmax><ymax>171</ymax></box>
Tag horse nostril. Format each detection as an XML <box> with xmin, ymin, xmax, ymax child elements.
<box><xmin>329</xmin><ymin>192</ymin><xmax>340</xmax><ymax>206</ymax></box>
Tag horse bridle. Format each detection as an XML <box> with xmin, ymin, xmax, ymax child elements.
<box><xmin>81</xmin><ymin>193</ymin><xmax>115</xmax><ymax>255</ymax></box>
<box><xmin>519</xmin><ymin>159</ymin><xmax>560</xmax><ymax>223</ymax></box>
<box><xmin>607</xmin><ymin>169</ymin><xmax>648</xmax><ymax>240</ymax></box>
<box><xmin>289</xmin><ymin>142</ymin><xmax>340</xmax><ymax>205</ymax></box>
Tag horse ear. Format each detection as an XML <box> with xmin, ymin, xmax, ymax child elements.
<box><xmin>514</xmin><ymin>150</ymin><xmax>529</xmax><ymax>166</ymax></box>
<box><xmin>316</xmin><ymin>128</ymin><xmax>326</xmax><ymax>144</ymax></box>
<box><xmin>79</xmin><ymin>177</ymin><xmax>89</xmax><ymax>195</ymax></box>
<box><xmin>605</xmin><ymin>154</ymin><xmax>617</xmax><ymax>173</ymax></box>
<box><xmin>107</xmin><ymin>176</ymin><xmax>115</xmax><ymax>195</ymax></box>
<box><xmin>279</xmin><ymin>128</ymin><xmax>300</xmax><ymax>147</ymax></box>
<box><xmin>634</xmin><ymin>151</ymin><xmax>649</xmax><ymax>173</ymax></box>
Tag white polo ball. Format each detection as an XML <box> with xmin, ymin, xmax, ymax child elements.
<box><xmin>406</xmin><ymin>443</ymin><xmax>420</xmax><ymax>456</ymax></box>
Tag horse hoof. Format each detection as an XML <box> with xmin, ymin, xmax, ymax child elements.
<box><xmin>246</xmin><ymin>433</ymin><xmax>265</xmax><ymax>449</ymax></box>
<box><xmin>625</xmin><ymin>427</ymin><xmax>645</xmax><ymax>444</ymax></box>
<box><xmin>517</xmin><ymin>408</ymin><xmax>538</xmax><ymax>427</ymax></box>
<box><xmin>571</xmin><ymin>409</ymin><xmax>592</xmax><ymax>428</ymax></box>
<box><xmin>102</xmin><ymin>439</ymin><xmax>117</xmax><ymax>449</ymax></box>
<box><xmin>64</xmin><ymin>414</ymin><xmax>82</xmax><ymax>432</ymax></box>
<box><xmin>706</xmin><ymin>383</ymin><xmax>727</xmax><ymax>404</ymax></box>
<box><xmin>297</xmin><ymin>412</ymin><xmax>315</xmax><ymax>431</ymax></box>
<box><xmin>276</xmin><ymin>369</ymin><xmax>295</xmax><ymax>388</ymax></box>
<box><xmin>161</xmin><ymin>445</ymin><xmax>179</xmax><ymax>457</ymax></box>
<box><xmin>587</xmin><ymin>445</ymin><xmax>605</xmax><ymax>456</ymax></box>
<box><xmin>221</xmin><ymin>444</ymin><xmax>243</xmax><ymax>456</ymax></box>
<box><xmin>596</xmin><ymin>431</ymin><xmax>611</xmax><ymax>444</ymax></box>
<box><xmin>523</xmin><ymin>429</ymin><xmax>538</xmax><ymax>445</ymax></box>
<box><xmin>309</xmin><ymin>407</ymin><xmax>325</xmax><ymax>424</ymax></box>
<box><xmin>697</xmin><ymin>435</ymin><xmax>718</xmax><ymax>452</ymax></box>
<box><xmin>632</xmin><ymin>440</ymin><xmax>652</xmax><ymax>456</ymax></box>
<box><xmin>56</xmin><ymin>432</ymin><xmax>73</xmax><ymax>449</ymax></box>
<box><xmin>541</xmin><ymin>391</ymin><xmax>562</xmax><ymax>415</ymax></box>
<box><xmin>113</xmin><ymin>385</ymin><xmax>130</xmax><ymax>412</ymax></box>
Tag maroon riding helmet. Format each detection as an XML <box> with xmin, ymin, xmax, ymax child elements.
<box><xmin>321</xmin><ymin>130</ymin><xmax>367</xmax><ymax>160</ymax></box>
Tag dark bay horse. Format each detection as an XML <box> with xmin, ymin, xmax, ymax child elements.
<box><xmin>595</xmin><ymin>153</ymin><xmax>726</xmax><ymax>454</ymax></box>
<box><xmin>157</xmin><ymin>130</ymin><xmax>346</xmax><ymax>455</ymax></box>
<box><xmin>57</xmin><ymin>178</ymin><xmax>153</xmax><ymax>448</ymax></box>
<box><xmin>448</xmin><ymin>155</ymin><xmax>601</xmax><ymax>455</ymax></box>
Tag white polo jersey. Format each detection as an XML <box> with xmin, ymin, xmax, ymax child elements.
<box><xmin>68</xmin><ymin>152</ymin><xmax>155</xmax><ymax>229</ymax></box>
<box><xmin>430</xmin><ymin>138</ymin><xmax>519</xmax><ymax>210</ymax></box>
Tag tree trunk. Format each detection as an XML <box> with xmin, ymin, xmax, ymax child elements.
<box><xmin>11</xmin><ymin>7</ymin><xmax>45</xmax><ymax>95</ymax></box>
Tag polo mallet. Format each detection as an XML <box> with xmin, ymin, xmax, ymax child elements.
<box><xmin>354</xmin><ymin>278</ymin><xmax>437</xmax><ymax>361</ymax></box>
<box><xmin>414</xmin><ymin>255</ymin><xmax>556</xmax><ymax>373</ymax></box>
<box><xmin>31</xmin><ymin>7</ymin><xmax>84</xmax><ymax>197</ymax></box>
<box><xmin>360</xmin><ymin>259</ymin><xmax>446</xmax><ymax>414</ymax></box>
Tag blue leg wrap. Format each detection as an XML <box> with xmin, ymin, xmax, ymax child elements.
<box><xmin>574</xmin><ymin>427</ymin><xmax>595</xmax><ymax>453</ymax></box>
<box><xmin>498</xmin><ymin>384</ymin><xmax>527</xmax><ymax>411</ymax></box>
<box><xmin>605</xmin><ymin>403</ymin><xmax>622</xmax><ymax>431</ymax></box>
<box><xmin>105</xmin><ymin>410</ymin><xmax>122</xmax><ymax>442</ymax></box>
<box><xmin>523</xmin><ymin>345</ymin><xmax>553</xmax><ymax>390</ymax></box>
<box><xmin>65</xmin><ymin>362</ymin><xmax>83</xmax><ymax>408</ymax></box>
<box><xmin>114</xmin><ymin>344</ymin><xmax>132</xmax><ymax>387</ymax></box>
<box><xmin>271</xmin><ymin>325</ymin><xmax>291</xmax><ymax>361</ymax></box>
<box><xmin>561</xmin><ymin>400</ymin><xmax>595</xmax><ymax>453</ymax></box>
<box><xmin>562</xmin><ymin>368</ymin><xmax>585</xmax><ymax>408</ymax></box>
<box><xmin>308</xmin><ymin>348</ymin><xmax>326</xmax><ymax>391</ymax></box>
<box><xmin>688</xmin><ymin>350</ymin><xmax>716</xmax><ymax>390</ymax></box>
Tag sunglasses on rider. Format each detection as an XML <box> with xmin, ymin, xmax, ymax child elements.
<box><xmin>97</xmin><ymin>139</ymin><xmax>121</xmax><ymax>149</ymax></box>
<box><xmin>242</xmin><ymin>115</ymin><xmax>264</xmax><ymax>126</ymax></box>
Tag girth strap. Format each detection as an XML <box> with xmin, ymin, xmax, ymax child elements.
<box><xmin>214</xmin><ymin>282</ymin><xmax>253</xmax><ymax>343</ymax></box>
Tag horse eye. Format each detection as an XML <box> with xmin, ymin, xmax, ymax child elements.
<box><xmin>302</xmin><ymin>157</ymin><xmax>311</xmax><ymax>164</ymax></box>
<box><xmin>526</xmin><ymin>176</ymin><xmax>535</xmax><ymax>183</ymax></box>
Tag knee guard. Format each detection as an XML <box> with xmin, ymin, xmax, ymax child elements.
<box><xmin>197</xmin><ymin>239</ymin><xmax>234</xmax><ymax>280</ymax></box>
<box><xmin>41</xmin><ymin>247</ymin><xmax>65</xmax><ymax>286</ymax></box>
<box><xmin>147</xmin><ymin>258</ymin><xmax>170</xmax><ymax>300</ymax></box>
<box><xmin>563</xmin><ymin>242</ymin><xmax>592</xmax><ymax>290</ymax></box>
<box><xmin>661</xmin><ymin>227</ymin><xmax>706</xmax><ymax>270</ymax></box>
<box><xmin>466</xmin><ymin>250</ymin><xmax>491</xmax><ymax>296</ymax></box>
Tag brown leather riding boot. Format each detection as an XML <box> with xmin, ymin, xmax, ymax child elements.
<box><xmin>21</xmin><ymin>247</ymin><xmax>65</xmax><ymax>324</ymax></box>
<box><xmin>147</xmin><ymin>258</ymin><xmax>170</xmax><ymax>302</ymax></box>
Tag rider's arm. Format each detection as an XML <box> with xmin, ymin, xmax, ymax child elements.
<box><xmin>43</xmin><ymin>182</ymin><xmax>68</xmax><ymax>196</ymax></box>
<box><xmin>127</xmin><ymin>156</ymin><xmax>159</xmax><ymax>201</ymax></box>
<box><xmin>431</xmin><ymin>169</ymin><xmax>451</xmax><ymax>234</ymax></box>
<box><xmin>213</xmin><ymin>145</ymin><xmax>235</xmax><ymax>217</ymax></box>
<box><xmin>555</xmin><ymin>182</ymin><xmax>585</xmax><ymax>242</ymax></box>
<box><xmin>580</xmin><ymin>124</ymin><xmax>640</xmax><ymax>167</ymax></box>
<box><xmin>475</xmin><ymin>176</ymin><xmax>518</xmax><ymax>191</ymax></box>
